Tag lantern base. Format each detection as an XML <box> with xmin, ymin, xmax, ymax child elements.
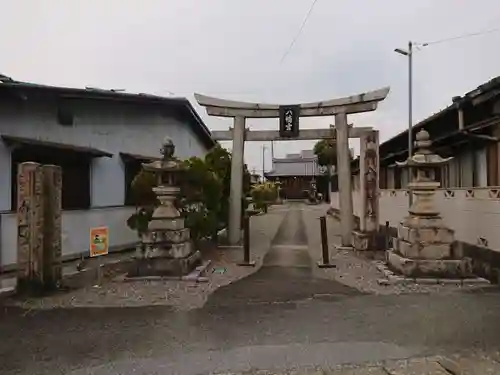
<box><xmin>386</xmin><ymin>249</ymin><xmax>473</xmax><ymax>279</ymax></box>
<box><xmin>128</xmin><ymin>250</ymin><xmax>201</xmax><ymax>278</ymax></box>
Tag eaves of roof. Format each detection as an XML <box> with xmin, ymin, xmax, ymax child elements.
<box><xmin>0</xmin><ymin>78</ymin><xmax>216</xmax><ymax>149</ymax></box>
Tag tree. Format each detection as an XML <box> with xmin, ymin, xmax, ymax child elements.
<box><xmin>180</xmin><ymin>156</ymin><xmax>223</xmax><ymax>243</ymax></box>
<box><xmin>126</xmin><ymin>169</ymin><xmax>157</xmax><ymax>243</ymax></box>
<box><xmin>313</xmin><ymin>139</ymin><xmax>340</xmax><ymax>203</ymax></box>
<box><xmin>251</xmin><ymin>182</ymin><xmax>278</xmax><ymax>213</ymax></box>
<box><xmin>204</xmin><ymin>145</ymin><xmax>251</xmax><ymax>229</ymax></box>
<box><xmin>126</xmin><ymin>144</ymin><xmax>252</xmax><ymax>246</ymax></box>
<box><xmin>313</xmin><ymin>139</ymin><xmax>338</xmax><ymax>167</ymax></box>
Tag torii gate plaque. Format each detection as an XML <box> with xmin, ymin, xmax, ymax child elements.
<box><xmin>195</xmin><ymin>87</ymin><xmax>389</xmax><ymax>247</ymax></box>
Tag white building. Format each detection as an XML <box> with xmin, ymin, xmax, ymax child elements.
<box><xmin>0</xmin><ymin>76</ymin><xmax>215</xmax><ymax>271</ymax></box>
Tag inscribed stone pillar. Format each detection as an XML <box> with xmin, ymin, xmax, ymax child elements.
<box><xmin>42</xmin><ymin>165</ymin><xmax>62</xmax><ymax>288</ymax></box>
<box><xmin>360</xmin><ymin>130</ymin><xmax>380</xmax><ymax>247</ymax></box>
<box><xmin>228</xmin><ymin>116</ymin><xmax>246</xmax><ymax>245</ymax></box>
<box><xmin>17</xmin><ymin>162</ymin><xmax>45</xmax><ymax>293</ymax></box>
<box><xmin>335</xmin><ymin>112</ymin><xmax>353</xmax><ymax>247</ymax></box>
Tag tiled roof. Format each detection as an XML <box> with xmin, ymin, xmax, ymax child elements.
<box><xmin>267</xmin><ymin>150</ymin><xmax>321</xmax><ymax>176</ymax></box>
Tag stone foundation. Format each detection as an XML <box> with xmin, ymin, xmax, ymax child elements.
<box><xmin>386</xmin><ymin>249</ymin><xmax>473</xmax><ymax>278</ymax></box>
<box><xmin>128</xmin><ymin>250</ymin><xmax>201</xmax><ymax>278</ymax></box>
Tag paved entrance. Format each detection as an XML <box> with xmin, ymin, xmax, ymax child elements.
<box><xmin>205</xmin><ymin>203</ymin><xmax>362</xmax><ymax>308</ymax></box>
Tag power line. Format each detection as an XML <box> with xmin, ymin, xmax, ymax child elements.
<box><xmin>279</xmin><ymin>0</ymin><xmax>319</xmax><ymax>64</ymax></box>
<box><xmin>419</xmin><ymin>26</ymin><xmax>500</xmax><ymax>47</ymax></box>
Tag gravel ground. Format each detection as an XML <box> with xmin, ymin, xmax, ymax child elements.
<box><xmin>209</xmin><ymin>351</ymin><xmax>500</xmax><ymax>375</ymax></box>
<box><xmin>6</xmin><ymin>203</ymin><xmax>495</xmax><ymax>311</ymax></box>
<box><xmin>6</xmin><ymin>206</ymin><xmax>288</xmax><ymax>311</ymax></box>
<box><xmin>303</xmin><ymin>204</ymin><xmax>494</xmax><ymax>295</ymax></box>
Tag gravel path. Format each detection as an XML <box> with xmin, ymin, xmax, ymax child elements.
<box><xmin>6</xmin><ymin>206</ymin><xmax>288</xmax><ymax>311</ymax></box>
<box><xmin>303</xmin><ymin>204</ymin><xmax>493</xmax><ymax>295</ymax></box>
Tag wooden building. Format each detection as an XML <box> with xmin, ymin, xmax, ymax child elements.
<box><xmin>265</xmin><ymin>150</ymin><xmax>324</xmax><ymax>199</ymax></box>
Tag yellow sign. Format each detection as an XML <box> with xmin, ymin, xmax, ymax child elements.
<box><xmin>90</xmin><ymin>226</ymin><xmax>109</xmax><ymax>257</ymax></box>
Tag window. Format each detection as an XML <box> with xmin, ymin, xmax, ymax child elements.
<box><xmin>123</xmin><ymin>159</ymin><xmax>143</xmax><ymax>206</ymax></box>
<box><xmin>57</xmin><ymin>102</ymin><xmax>74</xmax><ymax>126</ymax></box>
<box><xmin>11</xmin><ymin>147</ymin><xmax>91</xmax><ymax>210</ymax></box>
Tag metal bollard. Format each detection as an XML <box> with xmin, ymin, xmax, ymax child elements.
<box><xmin>385</xmin><ymin>221</ymin><xmax>390</xmax><ymax>250</ymax></box>
<box><xmin>317</xmin><ymin>215</ymin><xmax>336</xmax><ymax>268</ymax></box>
<box><xmin>238</xmin><ymin>214</ymin><xmax>256</xmax><ymax>267</ymax></box>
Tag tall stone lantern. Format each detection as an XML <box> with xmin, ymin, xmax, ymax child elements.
<box><xmin>129</xmin><ymin>137</ymin><xmax>201</xmax><ymax>277</ymax></box>
<box><xmin>387</xmin><ymin>129</ymin><xmax>472</xmax><ymax>278</ymax></box>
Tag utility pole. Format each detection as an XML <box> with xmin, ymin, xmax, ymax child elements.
<box><xmin>261</xmin><ymin>145</ymin><xmax>267</xmax><ymax>182</ymax></box>
<box><xmin>395</xmin><ymin>40</ymin><xmax>414</xmax><ymax>207</ymax></box>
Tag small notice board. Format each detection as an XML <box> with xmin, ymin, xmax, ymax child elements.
<box><xmin>90</xmin><ymin>226</ymin><xmax>109</xmax><ymax>257</ymax></box>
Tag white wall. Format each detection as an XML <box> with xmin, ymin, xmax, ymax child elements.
<box><xmin>0</xmin><ymin>94</ymin><xmax>212</xmax><ymax>268</ymax></box>
<box><xmin>1</xmin><ymin>206</ymin><xmax>137</xmax><ymax>266</ymax></box>
<box><xmin>0</xmin><ymin>97</ymin><xmax>208</xmax><ymax>211</ymax></box>
<box><xmin>331</xmin><ymin>187</ymin><xmax>500</xmax><ymax>252</ymax></box>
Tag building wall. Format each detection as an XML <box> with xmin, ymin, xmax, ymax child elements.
<box><xmin>331</xmin><ymin>187</ymin><xmax>500</xmax><ymax>253</ymax></box>
<box><xmin>0</xmin><ymin>97</ymin><xmax>210</xmax><ymax>267</ymax></box>
<box><xmin>0</xmin><ymin>98</ymin><xmax>207</xmax><ymax>211</ymax></box>
<box><xmin>0</xmin><ymin>207</ymin><xmax>136</xmax><ymax>266</ymax></box>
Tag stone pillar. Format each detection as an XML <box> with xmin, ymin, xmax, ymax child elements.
<box><xmin>335</xmin><ymin>112</ymin><xmax>353</xmax><ymax>247</ymax></box>
<box><xmin>353</xmin><ymin>131</ymin><xmax>380</xmax><ymax>251</ymax></box>
<box><xmin>17</xmin><ymin>162</ymin><xmax>45</xmax><ymax>294</ymax></box>
<box><xmin>228</xmin><ymin>116</ymin><xmax>246</xmax><ymax>245</ymax></box>
<box><xmin>42</xmin><ymin>165</ymin><xmax>62</xmax><ymax>289</ymax></box>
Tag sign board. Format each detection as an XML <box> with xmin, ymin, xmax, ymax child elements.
<box><xmin>90</xmin><ymin>226</ymin><xmax>109</xmax><ymax>257</ymax></box>
<box><xmin>279</xmin><ymin>105</ymin><xmax>300</xmax><ymax>138</ymax></box>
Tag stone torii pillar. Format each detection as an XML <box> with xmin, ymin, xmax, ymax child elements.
<box><xmin>229</xmin><ymin>116</ymin><xmax>246</xmax><ymax>243</ymax></box>
<box><xmin>195</xmin><ymin>87</ymin><xmax>390</xmax><ymax>246</ymax></box>
<box><xmin>334</xmin><ymin>112</ymin><xmax>354</xmax><ymax>247</ymax></box>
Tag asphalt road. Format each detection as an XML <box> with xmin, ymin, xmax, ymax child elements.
<box><xmin>1</xmin><ymin>203</ymin><xmax>500</xmax><ymax>375</ymax></box>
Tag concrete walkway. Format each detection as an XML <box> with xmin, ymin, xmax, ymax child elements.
<box><xmin>204</xmin><ymin>203</ymin><xmax>361</xmax><ymax>308</ymax></box>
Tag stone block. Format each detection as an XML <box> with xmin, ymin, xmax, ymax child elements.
<box><xmin>170</xmin><ymin>241</ymin><xmax>192</xmax><ymax>258</ymax></box>
<box><xmin>386</xmin><ymin>250</ymin><xmax>417</xmax><ymax>277</ymax></box>
<box><xmin>398</xmin><ymin>240</ymin><xmax>420</xmax><ymax>258</ymax></box>
<box><xmin>392</xmin><ymin>237</ymin><xmax>399</xmax><ymax>250</ymax></box>
<box><xmin>149</xmin><ymin>217</ymin><xmax>185</xmax><ymax>231</ymax></box>
<box><xmin>397</xmin><ymin>224</ymin><xmax>410</xmax><ymax>242</ymax></box>
<box><xmin>129</xmin><ymin>250</ymin><xmax>201</xmax><ymax>277</ymax></box>
<box><xmin>419</xmin><ymin>243</ymin><xmax>452</xmax><ymax>259</ymax></box>
<box><xmin>352</xmin><ymin>231</ymin><xmax>369</xmax><ymax>251</ymax></box>
<box><xmin>414</xmin><ymin>227</ymin><xmax>454</xmax><ymax>244</ymax></box>
<box><xmin>160</xmin><ymin>228</ymin><xmax>190</xmax><ymax>243</ymax></box>
<box><xmin>416</xmin><ymin>258</ymin><xmax>472</xmax><ymax>278</ymax></box>
<box><xmin>403</xmin><ymin>215</ymin><xmax>445</xmax><ymax>229</ymax></box>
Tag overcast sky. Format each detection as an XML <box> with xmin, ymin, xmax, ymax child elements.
<box><xmin>1</xmin><ymin>0</ymin><xmax>499</xmax><ymax>174</ymax></box>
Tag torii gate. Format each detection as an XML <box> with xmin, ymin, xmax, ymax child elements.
<box><xmin>195</xmin><ymin>87</ymin><xmax>390</xmax><ymax>248</ymax></box>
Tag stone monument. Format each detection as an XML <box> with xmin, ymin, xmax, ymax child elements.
<box><xmin>128</xmin><ymin>137</ymin><xmax>201</xmax><ymax>277</ymax></box>
<box><xmin>17</xmin><ymin>162</ymin><xmax>63</xmax><ymax>294</ymax></box>
<box><xmin>386</xmin><ymin>129</ymin><xmax>472</xmax><ymax>278</ymax></box>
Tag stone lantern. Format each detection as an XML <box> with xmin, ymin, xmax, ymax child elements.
<box><xmin>387</xmin><ymin>129</ymin><xmax>472</xmax><ymax>278</ymax></box>
<box><xmin>129</xmin><ymin>137</ymin><xmax>201</xmax><ymax>277</ymax></box>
